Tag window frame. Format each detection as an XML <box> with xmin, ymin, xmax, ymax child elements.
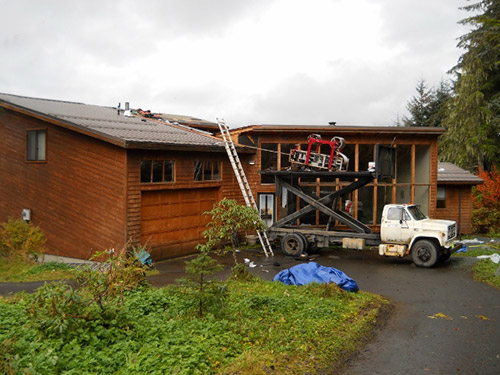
<box><xmin>436</xmin><ymin>187</ymin><xmax>446</xmax><ymax>209</ymax></box>
<box><xmin>140</xmin><ymin>160</ymin><xmax>175</xmax><ymax>184</ymax></box>
<box><xmin>194</xmin><ymin>160</ymin><xmax>222</xmax><ymax>181</ymax></box>
<box><xmin>26</xmin><ymin>129</ymin><xmax>47</xmax><ymax>162</ymax></box>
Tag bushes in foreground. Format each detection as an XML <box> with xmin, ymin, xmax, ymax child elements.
<box><xmin>0</xmin><ymin>276</ymin><xmax>388</xmax><ymax>375</ymax></box>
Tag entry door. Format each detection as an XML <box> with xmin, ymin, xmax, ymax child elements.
<box><xmin>382</xmin><ymin>206</ymin><xmax>413</xmax><ymax>243</ymax></box>
<box><xmin>258</xmin><ymin>193</ymin><xmax>275</xmax><ymax>227</ymax></box>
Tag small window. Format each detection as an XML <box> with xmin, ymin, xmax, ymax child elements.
<box><xmin>27</xmin><ymin>130</ymin><xmax>46</xmax><ymax>161</ymax></box>
<box><xmin>437</xmin><ymin>187</ymin><xmax>446</xmax><ymax>208</ymax></box>
<box><xmin>387</xmin><ymin>207</ymin><xmax>402</xmax><ymax>221</ymax></box>
<box><xmin>140</xmin><ymin>160</ymin><xmax>174</xmax><ymax>183</ymax></box>
<box><xmin>194</xmin><ymin>160</ymin><xmax>221</xmax><ymax>181</ymax></box>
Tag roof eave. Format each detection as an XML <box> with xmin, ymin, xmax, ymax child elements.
<box><xmin>232</xmin><ymin>124</ymin><xmax>446</xmax><ymax>135</ymax></box>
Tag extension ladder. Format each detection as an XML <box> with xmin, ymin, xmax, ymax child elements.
<box><xmin>217</xmin><ymin>118</ymin><xmax>274</xmax><ymax>257</ymax></box>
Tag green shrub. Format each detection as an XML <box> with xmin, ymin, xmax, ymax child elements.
<box><xmin>76</xmin><ymin>246</ymin><xmax>149</xmax><ymax>310</ymax></box>
<box><xmin>199</xmin><ymin>199</ymin><xmax>266</xmax><ymax>264</ymax></box>
<box><xmin>0</xmin><ymin>218</ymin><xmax>46</xmax><ymax>261</ymax></box>
<box><xmin>27</xmin><ymin>282</ymin><xmax>91</xmax><ymax>337</ymax></box>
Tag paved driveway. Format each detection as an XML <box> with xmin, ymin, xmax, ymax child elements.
<box><xmin>153</xmin><ymin>247</ymin><xmax>500</xmax><ymax>375</ymax></box>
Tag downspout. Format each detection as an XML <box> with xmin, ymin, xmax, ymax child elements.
<box><xmin>458</xmin><ymin>189</ymin><xmax>462</xmax><ymax>236</ymax></box>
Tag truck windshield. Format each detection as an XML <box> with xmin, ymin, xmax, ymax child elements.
<box><xmin>407</xmin><ymin>206</ymin><xmax>427</xmax><ymax>221</ymax></box>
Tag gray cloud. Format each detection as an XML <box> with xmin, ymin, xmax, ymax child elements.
<box><xmin>0</xmin><ymin>0</ymin><xmax>471</xmax><ymax>126</ymax></box>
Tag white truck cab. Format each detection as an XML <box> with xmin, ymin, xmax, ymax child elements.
<box><xmin>379</xmin><ymin>204</ymin><xmax>459</xmax><ymax>267</ymax></box>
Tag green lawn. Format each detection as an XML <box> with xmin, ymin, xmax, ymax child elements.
<box><xmin>0</xmin><ymin>258</ymin><xmax>75</xmax><ymax>282</ymax></box>
<box><xmin>0</xmin><ymin>279</ymin><xmax>390</xmax><ymax>375</ymax></box>
<box><xmin>453</xmin><ymin>245</ymin><xmax>500</xmax><ymax>290</ymax></box>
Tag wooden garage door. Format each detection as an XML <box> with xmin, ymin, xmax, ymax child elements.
<box><xmin>141</xmin><ymin>188</ymin><xmax>219</xmax><ymax>259</ymax></box>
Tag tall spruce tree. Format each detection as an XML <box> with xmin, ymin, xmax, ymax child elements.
<box><xmin>440</xmin><ymin>0</ymin><xmax>500</xmax><ymax>171</ymax></box>
<box><xmin>401</xmin><ymin>79</ymin><xmax>452</xmax><ymax>127</ymax></box>
<box><xmin>403</xmin><ymin>79</ymin><xmax>434</xmax><ymax>126</ymax></box>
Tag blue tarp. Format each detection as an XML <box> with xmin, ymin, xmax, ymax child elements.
<box><xmin>273</xmin><ymin>262</ymin><xmax>359</xmax><ymax>292</ymax></box>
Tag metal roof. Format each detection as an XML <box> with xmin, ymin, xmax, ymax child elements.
<box><xmin>0</xmin><ymin>93</ymin><xmax>224</xmax><ymax>150</ymax></box>
<box><xmin>437</xmin><ymin>162</ymin><xmax>483</xmax><ymax>184</ymax></box>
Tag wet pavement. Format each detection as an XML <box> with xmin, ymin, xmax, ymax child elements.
<box><xmin>1</xmin><ymin>246</ymin><xmax>499</xmax><ymax>375</ymax></box>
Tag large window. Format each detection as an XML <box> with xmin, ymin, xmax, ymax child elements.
<box><xmin>26</xmin><ymin>130</ymin><xmax>46</xmax><ymax>161</ymax></box>
<box><xmin>141</xmin><ymin>160</ymin><xmax>174</xmax><ymax>183</ymax></box>
<box><xmin>194</xmin><ymin>160</ymin><xmax>221</xmax><ymax>181</ymax></box>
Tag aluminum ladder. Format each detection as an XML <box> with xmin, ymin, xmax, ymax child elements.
<box><xmin>217</xmin><ymin>118</ymin><xmax>274</xmax><ymax>257</ymax></box>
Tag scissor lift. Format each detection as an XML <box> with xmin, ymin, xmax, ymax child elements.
<box><xmin>262</xmin><ymin>144</ymin><xmax>395</xmax><ymax>256</ymax></box>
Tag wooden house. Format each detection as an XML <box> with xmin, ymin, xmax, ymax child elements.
<box><xmin>0</xmin><ymin>93</ymin><xmax>244</xmax><ymax>260</ymax></box>
<box><xmin>0</xmin><ymin>93</ymin><xmax>482</xmax><ymax>261</ymax></box>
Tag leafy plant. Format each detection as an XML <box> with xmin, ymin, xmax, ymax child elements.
<box><xmin>27</xmin><ymin>282</ymin><xmax>91</xmax><ymax>337</ymax></box>
<box><xmin>75</xmin><ymin>246</ymin><xmax>148</xmax><ymax>310</ymax></box>
<box><xmin>199</xmin><ymin>198</ymin><xmax>266</xmax><ymax>264</ymax></box>
<box><xmin>0</xmin><ymin>218</ymin><xmax>46</xmax><ymax>261</ymax></box>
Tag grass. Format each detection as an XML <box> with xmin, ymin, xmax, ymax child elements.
<box><xmin>453</xmin><ymin>245</ymin><xmax>500</xmax><ymax>290</ymax></box>
<box><xmin>0</xmin><ymin>258</ymin><xmax>75</xmax><ymax>282</ymax></box>
<box><xmin>0</xmin><ymin>279</ymin><xmax>390</xmax><ymax>375</ymax></box>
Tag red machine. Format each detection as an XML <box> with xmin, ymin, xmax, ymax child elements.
<box><xmin>289</xmin><ymin>134</ymin><xmax>349</xmax><ymax>171</ymax></box>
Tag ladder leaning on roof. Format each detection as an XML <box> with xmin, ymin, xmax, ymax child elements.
<box><xmin>217</xmin><ymin>118</ymin><xmax>274</xmax><ymax>257</ymax></box>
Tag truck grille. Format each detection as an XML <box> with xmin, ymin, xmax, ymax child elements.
<box><xmin>447</xmin><ymin>224</ymin><xmax>457</xmax><ymax>240</ymax></box>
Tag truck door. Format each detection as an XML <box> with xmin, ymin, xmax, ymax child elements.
<box><xmin>382</xmin><ymin>207</ymin><xmax>414</xmax><ymax>244</ymax></box>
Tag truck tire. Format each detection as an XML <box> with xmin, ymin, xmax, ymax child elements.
<box><xmin>281</xmin><ymin>233</ymin><xmax>307</xmax><ymax>256</ymax></box>
<box><xmin>411</xmin><ymin>239</ymin><xmax>439</xmax><ymax>268</ymax></box>
<box><xmin>296</xmin><ymin>232</ymin><xmax>309</xmax><ymax>253</ymax></box>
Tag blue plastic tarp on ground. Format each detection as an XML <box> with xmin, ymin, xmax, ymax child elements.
<box><xmin>273</xmin><ymin>262</ymin><xmax>359</xmax><ymax>292</ymax></box>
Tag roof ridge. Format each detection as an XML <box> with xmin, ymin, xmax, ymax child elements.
<box><xmin>0</xmin><ymin>92</ymin><xmax>86</xmax><ymax>106</ymax></box>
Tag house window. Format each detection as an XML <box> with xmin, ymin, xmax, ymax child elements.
<box><xmin>194</xmin><ymin>160</ymin><xmax>221</xmax><ymax>181</ymax></box>
<box><xmin>26</xmin><ymin>130</ymin><xmax>46</xmax><ymax>161</ymax></box>
<box><xmin>140</xmin><ymin>160</ymin><xmax>174</xmax><ymax>183</ymax></box>
<box><xmin>437</xmin><ymin>187</ymin><xmax>446</xmax><ymax>208</ymax></box>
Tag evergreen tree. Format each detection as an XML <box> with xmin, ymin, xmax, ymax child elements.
<box><xmin>402</xmin><ymin>79</ymin><xmax>434</xmax><ymax>126</ymax></box>
<box><xmin>440</xmin><ymin>0</ymin><xmax>500</xmax><ymax>171</ymax></box>
<box><xmin>428</xmin><ymin>80</ymin><xmax>453</xmax><ymax>127</ymax></box>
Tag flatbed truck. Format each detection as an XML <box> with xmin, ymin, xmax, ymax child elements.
<box><xmin>261</xmin><ymin>145</ymin><xmax>460</xmax><ymax>268</ymax></box>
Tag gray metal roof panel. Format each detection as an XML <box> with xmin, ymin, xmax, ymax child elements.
<box><xmin>437</xmin><ymin>162</ymin><xmax>483</xmax><ymax>184</ymax></box>
<box><xmin>0</xmin><ymin>93</ymin><xmax>223</xmax><ymax>148</ymax></box>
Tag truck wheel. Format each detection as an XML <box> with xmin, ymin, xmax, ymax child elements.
<box><xmin>411</xmin><ymin>240</ymin><xmax>439</xmax><ymax>268</ymax></box>
<box><xmin>281</xmin><ymin>233</ymin><xmax>306</xmax><ymax>256</ymax></box>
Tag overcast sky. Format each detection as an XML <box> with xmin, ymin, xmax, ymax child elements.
<box><xmin>0</xmin><ymin>0</ymin><xmax>472</xmax><ymax>127</ymax></box>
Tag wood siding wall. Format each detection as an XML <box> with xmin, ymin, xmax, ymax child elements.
<box><xmin>0</xmin><ymin>109</ymin><xmax>128</xmax><ymax>258</ymax></box>
<box><xmin>435</xmin><ymin>185</ymin><xmax>473</xmax><ymax>234</ymax></box>
<box><xmin>126</xmin><ymin>149</ymin><xmax>243</xmax><ymax>259</ymax></box>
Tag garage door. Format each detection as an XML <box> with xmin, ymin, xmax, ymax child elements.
<box><xmin>141</xmin><ymin>188</ymin><xmax>219</xmax><ymax>259</ymax></box>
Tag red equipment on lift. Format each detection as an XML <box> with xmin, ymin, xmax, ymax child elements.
<box><xmin>289</xmin><ymin>134</ymin><xmax>349</xmax><ymax>171</ymax></box>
